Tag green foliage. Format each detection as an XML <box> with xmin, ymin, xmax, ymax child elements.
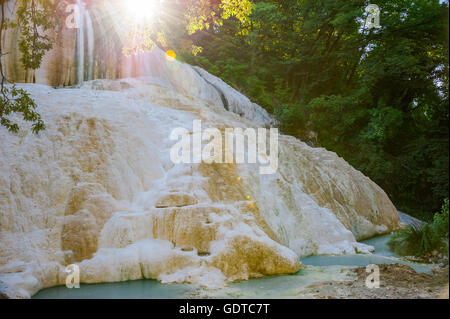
<box><xmin>362</xmin><ymin>107</ymin><xmax>403</xmax><ymax>143</ymax></box>
<box><xmin>0</xmin><ymin>0</ymin><xmax>57</xmax><ymax>134</ymax></box>
<box><xmin>123</xmin><ymin>0</ymin><xmax>253</xmax><ymax>55</ymax></box>
<box><xmin>389</xmin><ymin>225</ymin><xmax>432</xmax><ymax>257</ymax></box>
<box><xmin>389</xmin><ymin>198</ymin><xmax>449</xmax><ymax>257</ymax></box>
<box><xmin>0</xmin><ymin>85</ymin><xmax>45</xmax><ymax>134</ymax></box>
<box><xmin>187</xmin><ymin>0</ymin><xmax>449</xmax><ymax>220</ymax></box>
<box><xmin>433</xmin><ymin>198</ymin><xmax>450</xmax><ymax>249</ymax></box>
<box><xmin>15</xmin><ymin>0</ymin><xmax>56</xmax><ymax>70</ymax></box>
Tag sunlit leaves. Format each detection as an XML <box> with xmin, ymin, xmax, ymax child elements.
<box><xmin>191</xmin><ymin>44</ymin><xmax>203</xmax><ymax>56</ymax></box>
<box><xmin>15</xmin><ymin>0</ymin><xmax>58</xmax><ymax>70</ymax></box>
<box><xmin>185</xmin><ymin>0</ymin><xmax>253</xmax><ymax>35</ymax></box>
<box><xmin>0</xmin><ymin>0</ymin><xmax>55</xmax><ymax>134</ymax></box>
<box><xmin>121</xmin><ymin>0</ymin><xmax>253</xmax><ymax>57</ymax></box>
<box><xmin>122</xmin><ymin>24</ymin><xmax>158</xmax><ymax>56</ymax></box>
<box><xmin>0</xmin><ymin>85</ymin><xmax>45</xmax><ymax>134</ymax></box>
<box><xmin>219</xmin><ymin>0</ymin><xmax>253</xmax><ymax>21</ymax></box>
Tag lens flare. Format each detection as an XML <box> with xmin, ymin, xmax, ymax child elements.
<box><xmin>165</xmin><ymin>49</ymin><xmax>176</xmax><ymax>61</ymax></box>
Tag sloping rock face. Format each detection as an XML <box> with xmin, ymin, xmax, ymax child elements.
<box><xmin>0</xmin><ymin>0</ymin><xmax>400</xmax><ymax>298</ymax></box>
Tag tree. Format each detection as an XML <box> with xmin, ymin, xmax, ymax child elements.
<box><xmin>186</xmin><ymin>0</ymin><xmax>449</xmax><ymax>219</ymax></box>
<box><xmin>1</xmin><ymin>0</ymin><xmax>255</xmax><ymax>133</ymax></box>
<box><xmin>122</xmin><ymin>0</ymin><xmax>254</xmax><ymax>56</ymax></box>
<box><xmin>0</xmin><ymin>0</ymin><xmax>58</xmax><ymax>133</ymax></box>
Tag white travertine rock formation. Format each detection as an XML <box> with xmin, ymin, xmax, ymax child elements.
<box><xmin>0</xmin><ymin>0</ymin><xmax>400</xmax><ymax>298</ymax></box>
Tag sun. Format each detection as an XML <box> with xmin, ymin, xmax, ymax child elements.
<box><xmin>124</xmin><ymin>0</ymin><xmax>160</xmax><ymax>22</ymax></box>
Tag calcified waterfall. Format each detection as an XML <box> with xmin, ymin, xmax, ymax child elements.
<box><xmin>75</xmin><ymin>0</ymin><xmax>95</xmax><ymax>83</ymax></box>
<box><xmin>0</xmin><ymin>0</ymin><xmax>400</xmax><ymax>299</ymax></box>
<box><xmin>76</xmin><ymin>0</ymin><xmax>85</xmax><ymax>84</ymax></box>
<box><xmin>84</xmin><ymin>7</ymin><xmax>94</xmax><ymax>81</ymax></box>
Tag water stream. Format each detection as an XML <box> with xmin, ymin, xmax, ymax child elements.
<box><xmin>32</xmin><ymin>234</ymin><xmax>432</xmax><ymax>299</ymax></box>
<box><xmin>76</xmin><ymin>0</ymin><xmax>84</xmax><ymax>84</ymax></box>
<box><xmin>85</xmin><ymin>7</ymin><xmax>95</xmax><ymax>82</ymax></box>
<box><xmin>76</xmin><ymin>0</ymin><xmax>94</xmax><ymax>84</ymax></box>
